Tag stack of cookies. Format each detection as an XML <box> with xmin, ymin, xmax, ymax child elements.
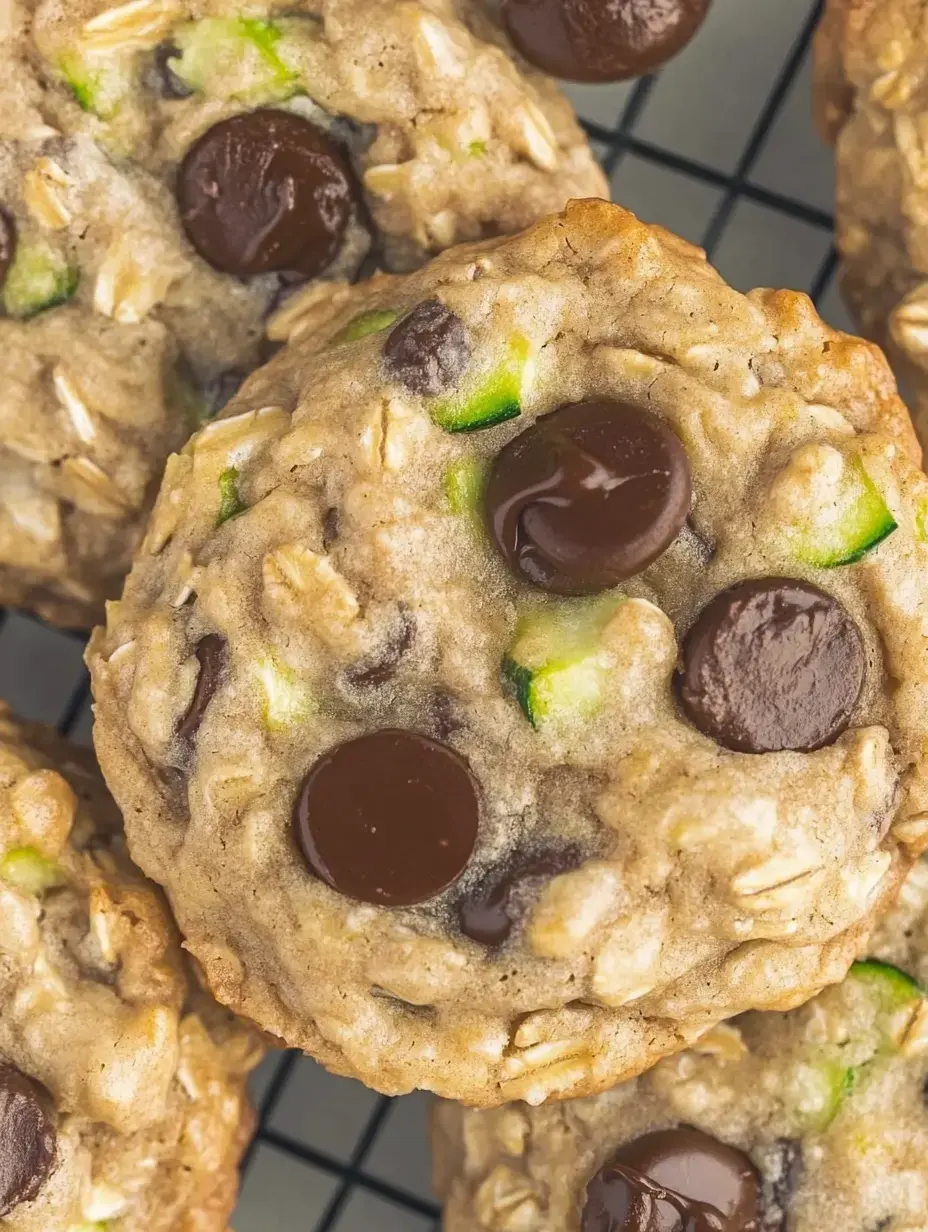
<box><xmin>4</xmin><ymin>2</ymin><xmax>928</xmax><ymax>1231</ymax></box>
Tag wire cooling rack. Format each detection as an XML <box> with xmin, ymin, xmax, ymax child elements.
<box><xmin>2</xmin><ymin>2</ymin><xmax>851</xmax><ymax>1228</ymax></box>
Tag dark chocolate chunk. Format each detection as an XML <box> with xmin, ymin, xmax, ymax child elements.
<box><xmin>382</xmin><ymin>301</ymin><xmax>471</xmax><ymax>396</ymax></box>
<box><xmin>582</xmin><ymin>1126</ymin><xmax>760</xmax><ymax>1232</ymax></box>
<box><xmin>680</xmin><ymin>578</ymin><xmax>865</xmax><ymax>754</ymax></box>
<box><xmin>502</xmin><ymin>0</ymin><xmax>712</xmax><ymax>83</ymax></box>
<box><xmin>458</xmin><ymin>847</ymin><xmax>581</xmax><ymax>945</ymax></box>
<box><xmin>177</xmin><ymin>634</ymin><xmax>227</xmax><ymax>742</ymax></box>
<box><xmin>344</xmin><ymin>609</ymin><xmax>415</xmax><ymax>688</ymax></box>
<box><xmin>293</xmin><ymin>729</ymin><xmax>480</xmax><ymax>907</ymax></box>
<box><xmin>150</xmin><ymin>42</ymin><xmax>194</xmax><ymax>98</ymax></box>
<box><xmin>177</xmin><ymin>110</ymin><xmax>359</xmax><ymax>279</ymax></box>
<box><xmin>0</xmin><ymin>1061</ymin><xmax>56</xmax><ymax>1217</ymax></box>
<box><xmin>0</xmin><ymin>209</ymin><xmax>16</xmax><ymax>291</ymax></box>
<box><xmin>485</xmin><ymin>399</ymin><xmax>691</xmax><ymax>595</ymax></box>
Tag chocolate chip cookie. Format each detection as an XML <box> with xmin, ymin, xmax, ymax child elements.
<box><xmin>814</xmin><ymin>0</ymin><xmax>928</xmax><ymax>448</ymax></box>
<box><xmin>433</xmin><ymin>858</ymin><xmax>928</xmax><ymax>1232</ymax></box>
<box><xmin>89</xmin><ymin>199</ymin><xmax>928</xmax><ymax>1106</ymax></box>
<box><xmin>0</xmin><ymin>0</ymin><xmax>605</xmax><ymax>628</ymax></box>
<box><xmin>0</xmin><ymin>703</ymin><xmax>262</xmax><ymax>1231</ymax></box>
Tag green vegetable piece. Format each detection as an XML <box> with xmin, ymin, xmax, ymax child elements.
<box><xmin>444</xmin><ymin>457</ymin><xmax>486</xmax><ymax>517</ymax></box>
<box><xmin>502</xmin><ymin>594</ymin><xmax>623</xmax><ymax>727</ymax></box>
<box><xmin>790</xmin><ymin>1058</ymin><xmax>855</xmax><ymax>1132</ymax></box>
<box><xmin>0</xmin><ymin>847</ymin><xmax>63</xmax><ymax>895</ymax></box>
<box><xmin>468</xmin><ymin>140</ymin><xmax>488</xmax><ymax>157</ymax></box>
<box><xmin>254</xmin><ymin>657</ymin><xmax>313</xmax><ymax>731</ymax></box>
<box><xmin>792</xmin><ymin>455</ymin><xmax>897</xmax><ymax>567</ymax></box>
<box><xmin>60</xmin><ymin>53</ymin><xmax>128</xmax><ymax>119</ymax></box>
<box><xmin>171</xmin><ymin>17</ymin><xmax>299</xmax><ymax>103</ymax></box>
<box><xmin>217</xmin><ymin>467</ymin><xmax>246</xmax><ymax>525</ymax></box>
<box><xmin>848</xmin><ymin>959</ymin><xmax>923</xmax><ymax>1033</ymax></box>
<box><xmin>330</xmin><ymin>309</ymin><xmax>400</xmax><ymax>346</ymax></box>
<box><xmin>916</xmin><ymin>499</ymin><xmax>928</xmax><ymax>544</ymax></box>
<box><xmin>2</xmin><ymin>243</ymin><xmax>79</xmax><ymax>319</ymax></box>
<box><xmin>431</xmin><ymin>334</ymin><xmax>533</xmax><ymax>434</ymax></box>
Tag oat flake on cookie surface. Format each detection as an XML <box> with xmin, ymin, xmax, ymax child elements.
<box><xmin>90</xmin><ymin>199</ymin><xmax>928</xmax><ymax>1106</ymax></box>
<box><xmin>0</xmin><ymin>703</ymin><xmax>263</xmax><ymax>1232</ymax></box>
<box><xmin>0</xmin><ymin>0</ymin><xmax>604</xmax><ymax>628</ymax></box>
<box><xmin>433</xmin><ymin>858</ymin><xmax>928</xmax><ymax>1232</ymax></box>
<box><xmin>814</xmin><ymin>0</ymin><xmax>928</xmax><ymax>448</ymax></box>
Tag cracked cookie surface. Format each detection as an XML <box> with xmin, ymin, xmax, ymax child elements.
<box><xmin>0</xmin><ymin>704</ymin><xmax>262</xmax><ymax>1232</ymax></box>
<box><xmin>0</xmin><ymin>0</ymin><xmax>604</xmax><ymax>627</ymax></box>
<box><xmin>89</xmin><ymin>199</ymin><xmax>928</xmax><ymax>1106</ymax></box>
<box><xmin>814</xmin><ymin>0</ymin><xmax>928</xmax><ymax>448</ymax></box>
<box><xmin>433</xmin><ymin>858</ymin><xmax>928</xmax><ymax>1232</ymax></box>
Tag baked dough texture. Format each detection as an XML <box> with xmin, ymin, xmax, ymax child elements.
<box><xmin>0</xmin><ymin>0</ymin><xmax>605</xmax><ymax>627</ymax></box>
<box><xmin>0</xmin><ymin>704</ymin><xmax>262</xmax><ymax>1232</ymax></box>
<box><xmin>89</xmin><ymin>199</ymin><xmax>928</xmax><ymax>1106</ymax></box>
<box><xmin>433</xmin><ymin>858</ymin><xmax>928</xmax><ymax>1232</ymax></box>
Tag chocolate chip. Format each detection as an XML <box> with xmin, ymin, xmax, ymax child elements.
<box><xmin>177</xmin><ymin>110</ymin><xmax>359</xmax><ymax>279</ymax></box>
<box><xmin>344</xmin><ymin>609</ymin><xmax>415</xmax><ymax>688</ymax></box>
<box><xmin>458</xmin><ymin>847</ymin><xmax>581</xmax><ymax>945</ymax></box>
<box><xmin>680</xmin><ymin>578</ymin><xmax>865</xmax><ymax>754</ymax></box>
<box><xmin>582</xmin><ymin>1127</ymin><xmax>760</xmax><ymax>1232</ymax></box>
<box><xmin>0</xmin><ymin>1061</ymin><xmax>56</xmax><ymax>1217</ymax></box>
<box><xmin>762</xmin><ymin>1140</ymin><xmax>802</xmax><ymax>1232</ymax></box>
<box><xmin>502</xmin><ymin>0</ymin><xmax>711</xmax><ymax>83</ymax></box>
<box><xmin>382</xmin><ymin>301</ymin><xmax>470</xmax><ymax>396</ymax></box>
<box><xmin>150</xmin><ymin>41</ymin><xmax>193</xmax><ymax>98</ymax></box>
<box><xmin>485</xmin><ymin>399</ymin><xmax>691</xmax><ymax>595</ymax></box>
<box><xmin>177</xmin><ymin>634</ymin><xmax>227</xmax><ymax>742</ymax></box>
<box><xmin>0</xmin><ymin>209</ymin><xmax>16</xmax><ymax>291</ymax></box>
<box><xmin>293</xmin><ymin>730</ymin><xmax>480</xmax><ymax>907</ymax></box>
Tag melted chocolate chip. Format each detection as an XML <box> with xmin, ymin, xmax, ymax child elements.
<box><xmin>293</xmin><ymin>729</ymin><xmax>480</xmax><ymax>907</ymax></box>
<box><xmin>458</xmin><ymin>848</ymin><xmax>581</xmax><ymax>945</ymax></box>
<box><xmin>150</xmin><ymin>41</ymin><xmax>193</xmax><ymax>98</ymax></box>
<box><xmin>582</xmin><ymin>1127</ymin><xmax>760</xmax><ymax>1232</ymax></box>
<box><xmin>0</xmin><ymin>209</ymin><xmax>16</xmax><ymax>291</ymax></box>
<box><xmin>382</xmin><ymin>301</ymin><xmax>471</xmax><ymax>396</ymax></box>
<box><xmin>177</xmin><ymin>634</ymin><xmax>227</xmax><ymax>742</ymax></box>
<box><xmin>177</xmin><ymin>110</ymin><xmax>359</xmax><ymax>279</ymax></box>
<box><xmin>486</xmin><ymin>399</ymin><xmax>691</xmax><ymax>595</ymax></box>
<box><xmin>0</xmin><ymin>1062</ymin><xmax>56</xmax><ymax>1217</ymax></box>
<box><xmin>762</xmin><ymin>1140</ymin><xmax>802</xmax><ymax>1232</ymax></box>
<box><xmin>345</xmin><ymin>609</ymin><xmax>415</xmax><ymax>688</ymax></box>
<box><xmin>680</xmin><ymin>578</ymin><xmax>865</xmax><ymax>754</ymax></box>
<box><xmin>502</xmin><ymin>0</ymin><xmax>711</xmax><ymax>83</ymax></box>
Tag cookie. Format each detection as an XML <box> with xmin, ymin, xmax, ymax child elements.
<box><xmin>0</xmin><ymin>704</ymin><xmax>262</xmax><ymax>1231</ymax></box>
<box><xmin>814</xmin><ymin>0</ymin><xmax>928</xmax><ymax>447</ymax></box>
<box><xmin>89</xmin><ymin>199</ymin><xmax>927</xmax><ymax>1106</ymax></box>
<box><xmin>0</xmin><ymin>0</ymin><xmax>605</xmax><ymax>628</ymax></box>
<box><xmin>433</xmin><ymin>858</ymin><xmax>928</xmax><ymax>1232</ymax></box>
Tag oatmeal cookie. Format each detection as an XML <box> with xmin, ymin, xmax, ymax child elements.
<box><xmin>433</xmin><ymin>858</ymin><xmax>928</xmax><ymax>1232</ymax></box>
<box><xmin>814</xmin><ymin>0</ymin><xmax>928</xmax><ymax>446</ymax></box>
<box><xmin>89</xmin><ymin>199</ymin><xmax>927</xmax><ymax>1106</ymax></box>
<box><xmin>0</xmin><ymin>703</ymin><xmax>262</xmax><ymax>1231</ymax></box>
<box><xmin>0</xmin><ymin>0</ymin><xmax>605</xmax><ymax>627</ymax></box>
